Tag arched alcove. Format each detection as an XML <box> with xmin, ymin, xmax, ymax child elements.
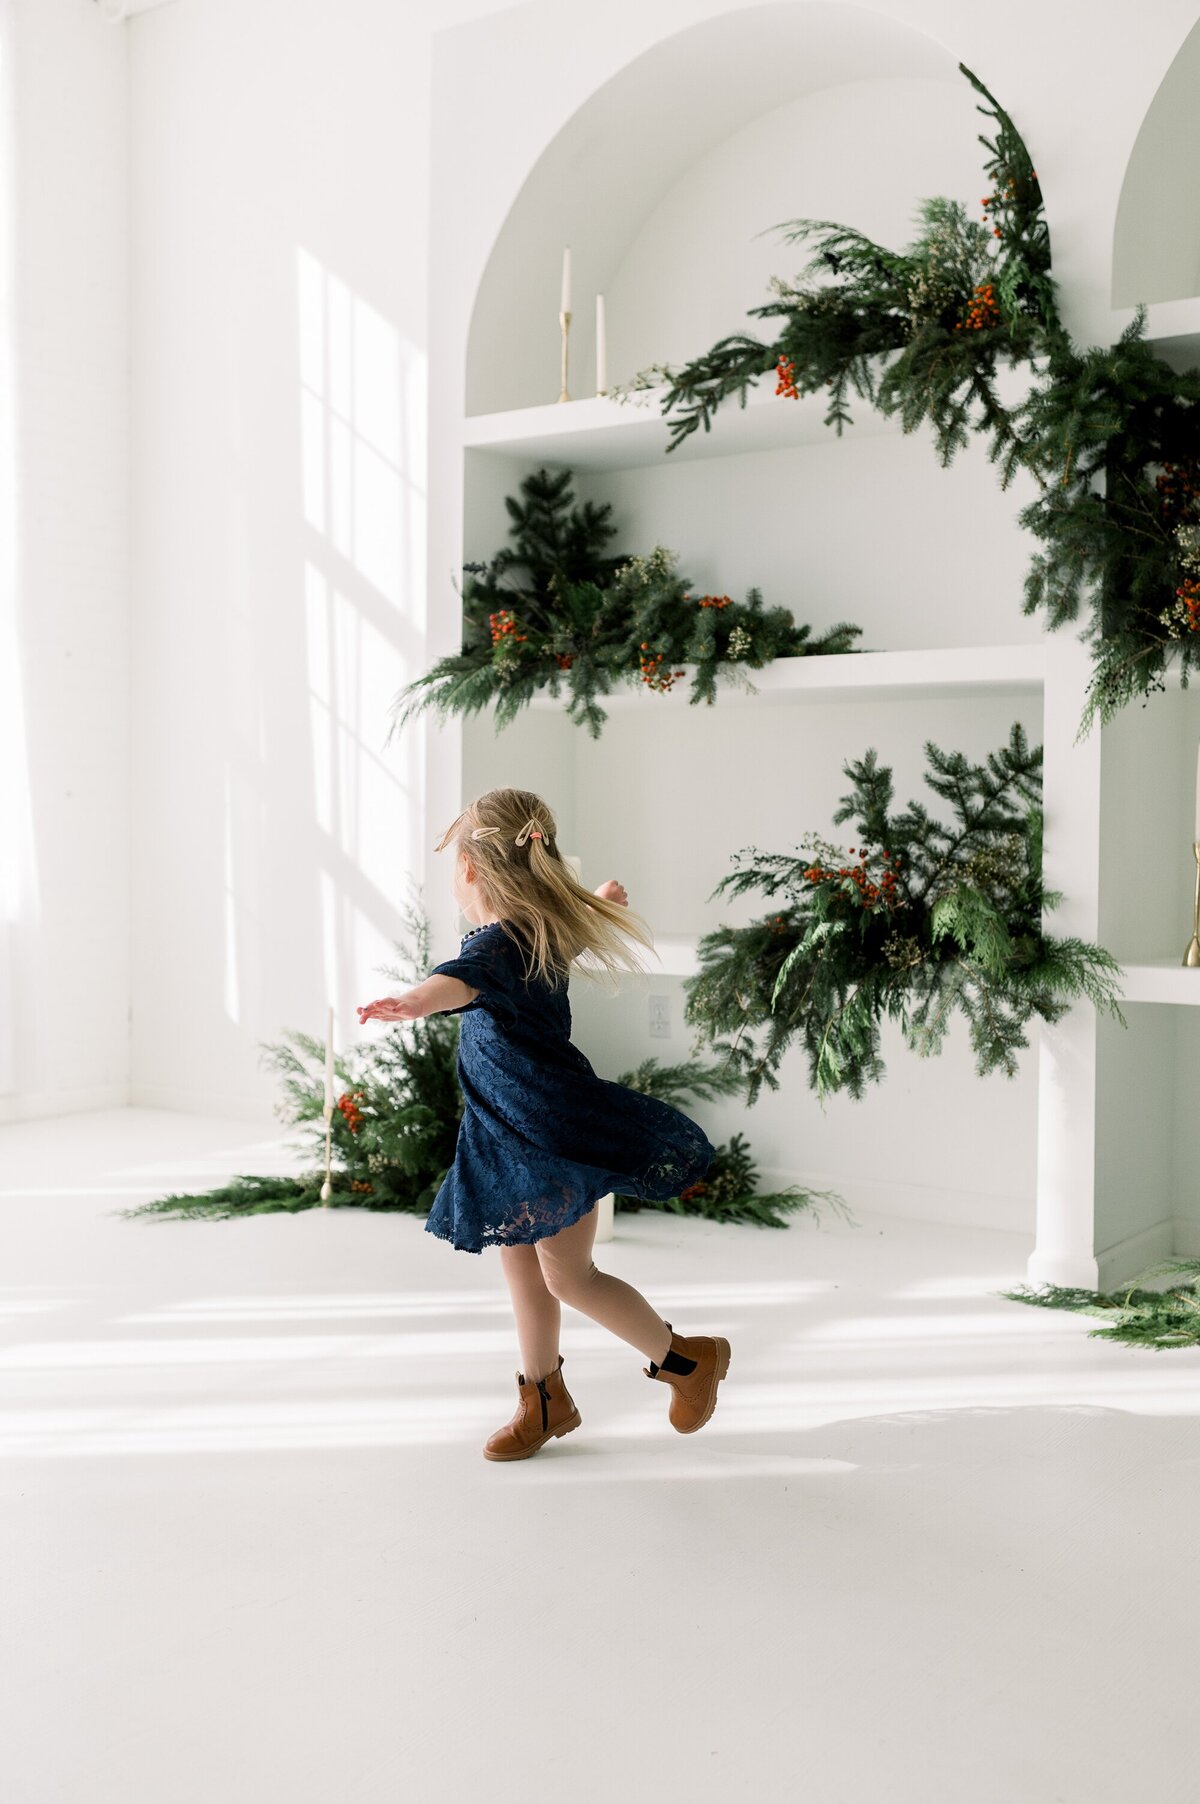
<box><xmin>466</xmin><ymin>1</ymin><xmax>975</xmax><ymax>416</ymax></box>
<box><xmin>1112</xmin><ymin>14</ymin><xmax>1200</xmax><ymax>308</ymax></box>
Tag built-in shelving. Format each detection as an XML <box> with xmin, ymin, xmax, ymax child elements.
<box><xmin>526</xmin><ymin>642</ymin><xmax>1046</xmax><ymax>714</ymax></box>
<box><xmin>1118</xmin><ymin>961</ymin><xmax>1200</xmax><ymax>1006</ymax></box>
<box><xmin>462</xmin><ymin>381</ymin><xmax>902</xmax><ymax>473</ymax></box>
<box><xmin>1112</xmin><ymin>295</ymin><xmax>1200</xmax><ymax>370</ymax></box>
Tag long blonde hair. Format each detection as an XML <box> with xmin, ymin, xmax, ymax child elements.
<box><xmin>436</xmin><ymin>788</ymin><xmax>654</xmax><ymax>987</ymax></box>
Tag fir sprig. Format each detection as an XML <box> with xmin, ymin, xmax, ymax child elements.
<box><xmin>391</xmin><ymin>467</ymin><xmax>861</xmax><ymax>739</ymax></box>
<box><xmin>684</xmin><ymin>726</ymin><xmax>1124</xmax><ymax>1100</ymax></box>
<box><xmin>1004</xmin><ymin>1262</ymin><xmax>1200</xmax><ymax>1350</ymax></box>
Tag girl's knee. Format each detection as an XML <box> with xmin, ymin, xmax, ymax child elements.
<box><xmin>538</xmin><ymin>1256</ymin><xmax>598</xmax><ymax>1301</ymax></box>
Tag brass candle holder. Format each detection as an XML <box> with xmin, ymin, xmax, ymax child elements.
<box><xmin>1185</xmin><ymin>841</ymin><xmax>1200</xmax><ymax>967</ymax></box>
<box><xmin>557</xmin><ymin>309</ymin><xmax>572</xmax><ymax>403</ymax></box>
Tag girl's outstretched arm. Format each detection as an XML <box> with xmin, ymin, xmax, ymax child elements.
<box><xmin>357</xmin><ymin>973</ymin><xmax>477</xmax><ymax>1024</ymax></box>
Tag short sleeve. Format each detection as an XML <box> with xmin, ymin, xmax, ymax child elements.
<box><xmin>431</xmin><ymin>928</ymin><xmax>521</xmax><ymax>1024</ymax></box>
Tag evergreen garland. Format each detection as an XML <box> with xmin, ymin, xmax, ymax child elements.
<box><xmin>1004</xmin><ymin>1264</ymin><xmax>1200</xmax><ymax>1350</ymax></box>
<box><xmin>683</xmin><ymin>725</ymin><xmax>1124</xmax><ymax>1101</ymax></box>
<box><xmin>121</xmin><ymin>907</ymin><xmax>836</xmax><ymax>1231</ymax></box>
<box><xmin>391</xmin><ymin>466</ymin><xmax>860</xmax><ymax>738</ymax></box>
<box><xmin>615</xmin><ymin>63</ymin><xmax>1200</xmax><ymax>726</ymax></box>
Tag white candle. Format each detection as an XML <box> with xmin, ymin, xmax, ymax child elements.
<box><xmin>324</xmin><ymin>1004</ymin><xmax>335</xmax><ymax>1112</ymax></box>
<box><xmin>560</xmin><ymin>245</ymin><xmax>571</xmax><ymax>316</ymax></box>
<box><xmin>595</xmin><ymin>294</ymin><xmax>607</xmax><ymax>393</ymax></box>
<box><xmin>1194</xmin><ymin>743</ymin><xmax>1200</xmax><ymax>843</ymax></box>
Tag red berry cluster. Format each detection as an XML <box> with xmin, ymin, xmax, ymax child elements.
<box><xmin>679</xmin><ymin>1181</ymin><xmax>709</xmax><ymax>1203</ymax></box>
<box><xmin>802</xmin><ymin>848</ymin><xmax>905</xmax><ymax>912</ymax></box>
<box><xmin>336</xmin><ymin>1090</ymin><xmax>366</xmax><ymax>1134</ymax></box>
<box><xmin>489</xmin><ymin>609</ymin><xmax>526</xmax><ymax>646</ymax></box>
<box><xmin>775</xmin><ymin>354</ymin><xmax>798</xmax><ymax>399</ymax></box>
<box><xmin>956</xmin><ymin>283</ymin><xmax>1001</xmax><ymax>333</ymax></box>
<box><xmin>1175</xmin><ymin>578</ymin><xmax>1200</xmax><ymax>632</ymax></box>
<box><xmin>350</xmin><ymin>1179</ymin><xmax>374</xmax><ymax>1195</ymax></box>
<box><xmin>554</xmin><ymin>652</ymin><xmax>574</xmax><ymax>670</ymax></box>
<box><xmin>638</xmin><ymin>642</ymin><xmax>685</xmax><ymax>691</ymax></box>
<box><xmin>768</xmin><ymin>913</ymin><xmax>790</xmax><ymax>935</ymax></box>
<box><xmin>981</xmin><ymin>173</ymin><xmax>1033</xmax><ymax>237</ymax></box>
<box><xmin>1156</xmin><ymin>461</ymin><xmax>1200</xmax><ymax>528</ymax></box>
<box><xmin>696</xmin><ymin>594</ymin><xmax>734</xmax><ymax>610</ymax></box>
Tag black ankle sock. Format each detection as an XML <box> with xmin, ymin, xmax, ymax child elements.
<box><xmin>650</xmin><ymin>1344</ymin><xmax>697</xmax><ymax>1377</ymax></box>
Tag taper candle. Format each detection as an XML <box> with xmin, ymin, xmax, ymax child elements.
<box><xmin>560</xmin><ymin>246</ymin><xmax>572</xmax><ymax>315</ymax></box>
<box><xmin>595</xmin><ymin>294</ymin><xmax>607</xmax><ymax>394</ymax></box>
<box><xmin>324</xmin><ymin>1004</ymin><xmax>335</xmax><ymax>1111</ymax></box>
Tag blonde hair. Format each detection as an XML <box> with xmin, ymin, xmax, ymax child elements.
<box><xmin>436</xmin><ymin>787</ymin><xmax>654</xmax><ymax>987</ymax></box>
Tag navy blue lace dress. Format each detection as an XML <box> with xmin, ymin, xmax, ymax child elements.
<box><xmin>423</xmin><ymin>921</ymin><xmax>715</xmax><ymax>1254</ymax></box>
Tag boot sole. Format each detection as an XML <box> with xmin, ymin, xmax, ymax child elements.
<box><xmin>673</xmin><ymin>1340</ymin><xmax>731</xmax><ymax>1434</ymax></box>
<box><xmin>482</xmin><ymin>1409</ymin><xmax>582</xmax><ymax>1461</ymax></box>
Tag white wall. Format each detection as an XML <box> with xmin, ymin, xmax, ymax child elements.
<box><xmin>1</xmin><ymin>0</ymin><xmax>129</xmax><ymax>1122</ymax></box>
<box><xmin>126</xmin><ymin>0</ymin><xmax>519</xmax><ymax>1119</ymax></box>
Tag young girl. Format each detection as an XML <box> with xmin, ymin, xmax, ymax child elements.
<box><xmin>356</xmin><ymin>786</ymin><xmax>732</xmax><ymax>1461</ymax></box>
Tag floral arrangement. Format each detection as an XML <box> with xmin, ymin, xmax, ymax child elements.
<box><xmin>391</xmin><ymin>466</ymin><xmax>860</xmax><ymax>738</ymax></box>
<box><xmin>121</xmin><ymin>907</ymin><xmax>843</xmax><ymax>1231</ymax></box>
<box><xmin>683</xmin><ymin>725</ymin><xmax>1124</xmax><ymax>1101</ymax></box>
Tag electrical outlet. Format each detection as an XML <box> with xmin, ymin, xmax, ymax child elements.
<box><xmin>648</xmin><ymin>994</ymin><xmax>671</xmax><ymax>1039</ymax></box>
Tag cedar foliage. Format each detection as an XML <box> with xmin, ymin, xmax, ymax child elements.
<box><xmin>683</xmin><ymin>726</ymin><xmax>1124</xmax><ymax>1101</ymax></box>
<box><xmin>617</xmin><ymin>64</ymin><xmax>1200</xmax><ymax>726</ymax></box>
<box><xmin>391</xmin><ymin>466</ymin><xmax>860</xmax><ymax>738</ymax></box>
<box><xmin>121</xmin><ymin>907</ymin><xmax>835</xmax><ymax>1231</ymax></box>
<box><xmin>1004</xmin><ymin>1263</ymin><xmax>1200</xmax><ymax>1350</ymax></box>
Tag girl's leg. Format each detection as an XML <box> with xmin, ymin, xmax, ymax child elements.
<box><xmin>535</xmin><ymin>1203</ymin><xmax>672</xmax><ymax>1365</ymax></box>
<box><xmin>497</xmin><ymin>1242</ymin><xmax>561</xmax><ymax>1382</ymax></box>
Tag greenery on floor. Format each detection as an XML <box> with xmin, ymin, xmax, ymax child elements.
<box><xmin>1004</xmin><ymin>1264</ymin><xmax>1200</xmax><ymax>1349</ymax></box>
<box><xmin>122</xmin><ymin>908</ymin><xmax>843</xmax><ymax>1232</ymax></box>
<box><xmin>683</xmin><ymin>724</ymin><xmax>1124</xmax><ymax>1101</ymax></box>
<box><xmin>390</xmin><ymin>465</ymin><xmax>861</xmax><ymax>738</ymax></box>
<box><xmin>614</xmin><ymin>63</ymin><xmax>1200</xmax><ymax>727</ymax></box>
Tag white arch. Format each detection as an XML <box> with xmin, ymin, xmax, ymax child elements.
<box><xmin>465</xmin><ymin>1</ymin><xmax>965</xmax><ymax>415</ymax></box>
<box><xmin>1112</xmin><ymin>14</ymin><xmax>1200</xmax><ymax>309</ymax></box>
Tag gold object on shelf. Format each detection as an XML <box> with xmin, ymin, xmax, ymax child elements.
<box><xmin>557</xmin><ymin>309</ymin><xmax>572</xmax><ymax>403</ymax></box>
<box><xmin>1185</xmin><ymin>841</ymin><xmax>1200</xmax><ymax>967</ymax></box>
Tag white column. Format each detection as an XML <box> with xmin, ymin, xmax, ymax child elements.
<box><xmin>1029</xmin><ymin>631</ymin><xmax>1102</xmax><ymax>1289</ymax></box>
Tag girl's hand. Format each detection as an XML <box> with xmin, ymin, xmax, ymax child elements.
<box><xmin>356</xmin><ymin>996</ymin><xmax>421</xmax><ymax>1024</ymax></box>
<box><xmin>595</xmin><ymin>879</ymin><xmax>628</xmax><ymax>907</ymax></box>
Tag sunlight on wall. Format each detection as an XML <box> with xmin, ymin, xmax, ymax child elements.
<box><xmin>222</xmin><ymin>764</ymin><xmax>239</xmax><ymax>1024</ymax></box>
<box><xmin>0</xmin><ymin>34</ymin><xmax>38</xmax><ymax>1095</ymax></box>
<box><xmin>295</xmin><ymin>245</ymin><xmax>428</xmax><ymax>1022</ymax></box>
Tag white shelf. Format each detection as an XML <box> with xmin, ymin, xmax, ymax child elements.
<box><xmin>461</xmin><ymin>381</ymin><xmax>901</xmax><ymax>473</ymax></box>
<box><xmin>1119</xmin><ymin>960</ymin><xmax>1200</xmax><ymax>1006</ymax></box>
<box><xmin>1111</xmin><ymin>296</ymin><xmax>1200</xmax><ymax>370</ymax></box>
<box><xmin>642</xmin><ymin>936</ymin><xmax>702</xmax><ymax>979</ymax></box>
<box><xmin>527</xmin><ymin>642</ymin><xmax>1046</xmax><ymax>713</ymax></box>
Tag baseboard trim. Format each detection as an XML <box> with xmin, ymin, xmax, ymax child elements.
<box><xmin>1095</xmin><ymin>1218</ymin><xmax>1176</xmax><ymax>1290</ymax></box>
<box><xmin>761</xmin><ymin>1164</ymin><xmax>1033</xmax><ymax>1236</ymax></box>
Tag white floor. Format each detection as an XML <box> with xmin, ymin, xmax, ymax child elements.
<box><xmin>1</xmin><ymin>1110</ymin><xmax>1197</xmax><ymax>1803</ymax></box>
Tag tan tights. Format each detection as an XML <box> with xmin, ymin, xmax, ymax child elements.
<box><xmin>497</xmin><ymin>1202</ymin><xmax>674</xmax><ymax>1382</ymax></box>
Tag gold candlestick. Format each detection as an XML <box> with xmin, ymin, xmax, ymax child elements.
<box><xmin>320</xmin><ymin>1103</ymin><xmax>333</xmax><ymax>1203</ymax></box>
<box><xmin>1185</xmin><ymin>841</ymin><xmax>1200</xmax><ymax>967</ymax></box>
<box><xmin>557</xmin><ymin>309</ymin><xmax>572</xmax><ymax>403</ymax></box>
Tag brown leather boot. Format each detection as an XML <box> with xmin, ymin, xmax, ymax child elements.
<box><xmin>643</xmin><ymin>1321</ymin><xmax>731</xmax><ymax>1433</ymax></box>
<box><xmin>482</xmin><ymin>1353</ymin><xmax>582</xmax><ymax>1461</ymax></box>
